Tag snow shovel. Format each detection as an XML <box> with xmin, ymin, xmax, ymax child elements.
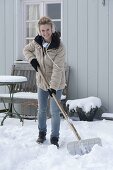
<box><xmin>38</xmin><ymin>67</ymin><xmax>102</xmax><ymax>155</ymax></box>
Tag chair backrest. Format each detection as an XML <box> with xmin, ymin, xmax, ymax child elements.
<box><xmin>11</xmin><ymin>61</ymin><xmax>37</xmax><ymax>93</ymax></box>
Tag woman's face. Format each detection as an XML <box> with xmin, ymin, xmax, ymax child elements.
<box><xmin>39</xmin><ymin>24</ymin><xmax>52</xmax><ymax>42</ymax></box>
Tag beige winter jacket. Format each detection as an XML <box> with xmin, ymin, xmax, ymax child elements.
<box><xmin>23</xmin><ymin>35</ymin><xmax>66</xmax><ymax>91</ymax></box>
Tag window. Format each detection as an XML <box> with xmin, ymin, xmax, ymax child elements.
<box><xmin>45</xmin><ymin>3</ymin><xmax>61</xmax><ymax>33</ymax></box>
<box><xmin>23</xmin><ymin>0</ymin><xmax>63</xmax><ymax>45</ymax></box>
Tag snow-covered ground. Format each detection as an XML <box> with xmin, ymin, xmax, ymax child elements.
<box><xmin>0</xmin><ymin>114</ymin><xmax>113</xmax><ymax>170</ymax></box>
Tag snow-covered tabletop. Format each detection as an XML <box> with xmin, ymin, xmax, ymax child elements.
<box><xmin>0</xmin><ymin>75</ymin><xmax>27</xmax><ymax>85</ymax></box>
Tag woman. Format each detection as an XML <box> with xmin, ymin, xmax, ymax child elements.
<box><xmin>23</xmin><ymin>16</ymin><xmax>66</xmax><ymax>148</ymax></box>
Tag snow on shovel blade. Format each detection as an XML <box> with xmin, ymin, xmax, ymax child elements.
<box><xmin>67</xmin><ymin>137</ymin><xmax>102</xmax><ymax>155</ymax></box>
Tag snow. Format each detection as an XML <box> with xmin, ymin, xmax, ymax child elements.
<box><xmin>0</xmin><ymin>92</ymin><xmax>66</xmax><ymax>101</ymax></box>
<box><xmin>0</xmin><ymin>76</ymin><xmax>27</xmax><ymax>83</ymax></box>
<box><xmin>0</xmin><ymin>92</ymin><xmax>38</xmax><ymax>99</ymax></box>
<box><xmin>102</xmin><ymin>113</ymin><xmax>113</xmax><ymax>118</ymax></box>
<box><xmin>14</xmin><ymin>60</ymin><xmax>29</xmax><ymax>64</ymax></box>
<box><xmin>66</xmin><ymin>97</ymin><xmax>102</xmax><ymax>113</ymax></box>
<box><xmin>0</xmin><ymin>114</ymin><xmax>113</xmax><ymax>170</ymax></box>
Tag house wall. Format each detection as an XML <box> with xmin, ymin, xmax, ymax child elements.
<box><xmin>0</xmin><ymin>0</ymin><xmax>16</xmax><ymax>97</ymax></box>
<box><xmin>0</xmin><ymin>0</ymin><xmax>113</xmax><ymax>112</ymax></box>
<box><xmin>63</xmin><ymin>0</ymin><xmax>113</xmax><ymax>112</ymax></box>
<box><xmin>0</xmin><ymin>0</ymin><xmax>15</xmax><ymax>75</ymax></box>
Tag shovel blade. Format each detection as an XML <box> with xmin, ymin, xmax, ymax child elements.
<box><xmin>67</xmin><ymin>137</ymin><xmax>102</xmax><ymax>155</ymax></box>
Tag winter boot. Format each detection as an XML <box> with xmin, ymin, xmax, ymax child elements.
<box><xmin>50</xmin><ymin>137</ymin><xmax>59</xmax><ymax>148</ymax></box>
<box><xmin>36</xmin><ymin>131</ymin><xmax>46</xmax><ymax>143</ymax></box>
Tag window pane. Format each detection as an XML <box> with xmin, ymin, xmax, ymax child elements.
<box><xmin>26</xmin><ymin>22</ymin><xmax>37</xmax><ymax>37</ymax></box>
<box><xmin>26</xmin><ymin>5</ymin><xmax>40</xmax><ymax>20</ymax></box>
<box><xmin>54</xmin><ymin>21</ymin><xmax>61</xmax><ymax>33</ymax></box>
<box><xmin>46</xmin><ymin>3</ymin><xmax>61</xmax><ymax>19</ymax></box>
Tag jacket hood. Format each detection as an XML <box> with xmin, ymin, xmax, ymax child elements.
<box><xmin>34</xmin><ymin>32</ymin><xmax>60</xmax><ymax>49</ymax></box>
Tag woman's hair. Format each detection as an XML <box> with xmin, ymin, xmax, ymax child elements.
<box><xmin>38</xmin><ymin>16</ymin><xmax>55</xmax><ymax>33</ymax></box>
<box><xmin>38</xmin><ymin>16</ymin><xmax>61</xmax><ymax>48</ymax></box>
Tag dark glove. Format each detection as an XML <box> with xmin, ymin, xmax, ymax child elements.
<box><xmin>30</xmin><ymin>58</ymin><xmax>40</xmax><ymax>72</ymax></box>
<box><xmin>48</xmin><ymin>88</ymin><xmax>56</xmax><ymax>97</ymax></box>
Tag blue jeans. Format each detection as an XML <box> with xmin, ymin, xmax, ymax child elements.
<box><xmin>38</xmin><ymin>88</ymin><xmax>62</xmax><ymax>138</ymax></box>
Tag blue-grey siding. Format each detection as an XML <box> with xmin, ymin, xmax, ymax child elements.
<box><xmin>63</xmin><ymin>0</ymin><xmax>113</xmax><ymax>112</ymax></box>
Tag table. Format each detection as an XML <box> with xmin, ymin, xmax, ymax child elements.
<box><xmin>0</xmin><ymin>75</ymin><xmax>27</xmax><ymax>125</ymax></box>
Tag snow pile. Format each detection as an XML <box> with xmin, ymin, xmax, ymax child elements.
<box><xmin>66</xmin><ymin>96</ymin><xmax>102</xmax><ymax>113</ymax></box>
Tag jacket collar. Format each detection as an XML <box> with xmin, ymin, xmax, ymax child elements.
<box><xmin>34</xmin><ymin>35</ymin><xmax>58</xmax><ymax>49</ymax></box>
